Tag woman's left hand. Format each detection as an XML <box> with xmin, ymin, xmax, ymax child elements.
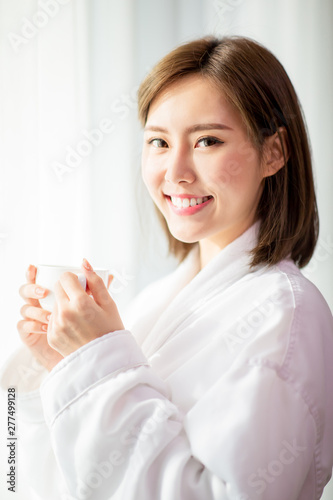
<box><xmin>47</xmin><ymin>259</ymin><xmax>124</xmax><ymax>357</ymax></box>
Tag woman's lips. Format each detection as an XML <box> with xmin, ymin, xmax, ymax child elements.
<box><xmin>165</xmin><ymin>195</ymin><xmax>213</xmax><ymax>215</ymax></box>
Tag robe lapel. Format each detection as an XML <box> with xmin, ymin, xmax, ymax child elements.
<box><xmin>142</xmin><ymin>223</ymin><xmax>260</xmax><ymax>358</ymax></box>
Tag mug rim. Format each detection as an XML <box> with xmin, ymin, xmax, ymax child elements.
<box><xmin>37</xmin><ymin>264</ymin><xmax>108</xmax><ymax>272</ymax></box>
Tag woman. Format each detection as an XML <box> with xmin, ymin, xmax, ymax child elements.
<box><xmin>2</xmin><ymin>36</ymin><xmax>333</xmax><ymax>500</ymax></box>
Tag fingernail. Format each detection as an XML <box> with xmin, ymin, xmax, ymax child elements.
<box><xmin>36</xmin><ymin>287</ymin><xmax>45</xmax><ymax>296</ymax></box>
<box><xmin>42</xmin><ymin>325</ymin><xmax>48</xmax><ymax>331</ymax></box>
<box><xmin>26</xmin><ymin>265</ymin><xmax>34</xmax><ymax>278</ymax></box>
<box><xmin>82</xmin><ymin>258</ymin><xmax>93</xmax><ymax>271</ymax></box>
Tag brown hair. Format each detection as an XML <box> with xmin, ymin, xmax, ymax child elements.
<box><xmin>138</xmin><ymin>36</ymin><xmax>318</xmax><ymax>268</ymax></box>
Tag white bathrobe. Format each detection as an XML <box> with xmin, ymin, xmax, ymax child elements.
<box><xmin>1</xmin><ymin>224</ymin><xmax>333</xmax><ymax>500</ymax></box>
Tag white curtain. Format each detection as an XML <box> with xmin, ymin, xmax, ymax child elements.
<box><xmin>0</xmin><ymin>0</ymin><xmax>332</xmax><ymax>498</ymax></box>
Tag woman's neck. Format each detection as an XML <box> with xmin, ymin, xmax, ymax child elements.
<box><xmin>198</xmin><ymin>220</ymin><xmax>258</xmax><ymax>270</ymax></box>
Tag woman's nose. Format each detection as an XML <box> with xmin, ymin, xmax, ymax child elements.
<box><xmin>164</xmin><ymin>146</ymin><xmax>196</xmax><ymax>184</ymax></box>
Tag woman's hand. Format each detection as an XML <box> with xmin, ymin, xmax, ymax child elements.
<box><xmin>17</xmin><ymin>265</ymin><xmax>64</xmax><ymax>371</ymax></box>
<box><xmin>47</xmin><ymin>259</ymin><xmax>124</xmax><ymax>357</ymax></box>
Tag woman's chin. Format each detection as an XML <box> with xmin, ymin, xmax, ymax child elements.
<box><xmin>169</xmin><ymin>230</ymin><xmax>201</xmax><ymax>245</ymax></box>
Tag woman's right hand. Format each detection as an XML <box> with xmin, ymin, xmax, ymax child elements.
<box><xmin>17</xmin><ymin>265</ymin><xmax>64</xmax><ymax>371</ymax></box>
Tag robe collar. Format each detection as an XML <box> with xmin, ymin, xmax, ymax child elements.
<box><xmin>141</xmin><ymin>221</ymin><xmax>262</xmax><ymax>357</ymax></box>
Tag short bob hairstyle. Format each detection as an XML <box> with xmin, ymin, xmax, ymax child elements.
<box><xmin>138</xmin><ymin>36</ymin><xmax>318</xmax><ymax>268</ymax></box>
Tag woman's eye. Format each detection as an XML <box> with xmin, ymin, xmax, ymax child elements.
<box><xmin>148</xmin><ymin>138</ymin><xmax>168</xmax><ymax>148</ymax></box>
<box><xmin>196</xmin><ymin>136</ymin><xmax>224</xmax><ymax>148</ymax></box>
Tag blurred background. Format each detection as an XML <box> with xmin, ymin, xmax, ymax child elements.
<box><xmin>0</xmin><ymin>0</ymin><xmax>332</xmax><ymax>498</ymax></box>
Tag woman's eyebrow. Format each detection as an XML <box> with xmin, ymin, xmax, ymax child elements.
<box><xmin>144</xmin><ymin>123</ymin><xmax>233</xmax><ymax>133</ymax></box>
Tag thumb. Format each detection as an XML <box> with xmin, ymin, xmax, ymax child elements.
<box><xmin>81</xmin><ymin>259</ymin><xmax>111</xmax><ymax>308</ymax></box>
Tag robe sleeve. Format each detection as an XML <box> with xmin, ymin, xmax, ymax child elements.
<box><xmin>39</xmin><ymin>329</ymin><xmax>316</xmax><ymax>500</ymax></box>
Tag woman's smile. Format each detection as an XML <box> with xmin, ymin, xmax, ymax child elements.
<box><xmin>165</xmin><ymin>194</ymin><xmax>214</xmax><ymax>215</ymax></box>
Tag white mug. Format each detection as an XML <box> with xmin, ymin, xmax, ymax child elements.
<box><xmin>35</xmin><ymin>264</ymin><xmax>109</xmax><ymax>312</ymax></box>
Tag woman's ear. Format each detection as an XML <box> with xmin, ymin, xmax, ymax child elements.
<box><xmin>262</xmin><ymin>127</ymin><xmax>289</xmax><ymax>178</ymax></box>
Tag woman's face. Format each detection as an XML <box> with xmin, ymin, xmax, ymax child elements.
<box><xmin>141</xmin><ymin>75</ymin><xmax>265</xmax><ymax>252</ymax></box>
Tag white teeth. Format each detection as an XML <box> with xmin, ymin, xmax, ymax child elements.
<box><xmin>170</xmin><ymin>196</ymin><xmax>211</xmax><ymax>208</ymax></box>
